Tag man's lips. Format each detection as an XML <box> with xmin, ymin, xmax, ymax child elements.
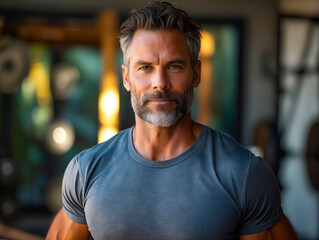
<box><xmin>148</xmin><ymin>99</ymin><xmax>173</xmax><ymax>104</ymax></box>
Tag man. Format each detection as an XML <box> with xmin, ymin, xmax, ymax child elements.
<box><xmin>47</xmin><ymin>1</ymin><xmax>297</xmax><ymax>239</ymax></box>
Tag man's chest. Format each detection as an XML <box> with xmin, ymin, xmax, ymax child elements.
<box><xmin>83</xmin><ymin>168</ymin><xmax>241</xmax><ymax>240</ymax></box>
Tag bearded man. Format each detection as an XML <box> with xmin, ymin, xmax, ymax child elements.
<box><xmin>47</xmin><ymin>1</ymin><xmax>297</xmax><ymax>239</ymax></box>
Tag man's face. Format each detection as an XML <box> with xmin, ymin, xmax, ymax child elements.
<box><xmin>122</xmin><ymin>29</ymin><xmax>201</xmax><ymax>127</ymax></box>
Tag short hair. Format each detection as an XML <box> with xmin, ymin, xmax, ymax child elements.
<box><xmin>119</xmin><ymin>1</ymin><xmax>202</xmax><ymax>67</ymax></box>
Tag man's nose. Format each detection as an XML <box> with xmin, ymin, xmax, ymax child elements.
<box><xmin>151</xmin><ymin>69</ymin><xmax>171</xmax><ymax>90</ymax></box>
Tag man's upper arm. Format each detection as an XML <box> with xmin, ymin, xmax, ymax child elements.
<box><xmin>47</xmin><ymin>155</ymin><xmax>89</xmax><ymax>239</ymax></box>
<box><xmin>240</xmin><ymin>215</ymin><xmax>298</xmax><ymax>240</ymax></box>
<box><xmin>46</xmin><ymin>209</ymin><xmax>90</xmax><ymax>240</ymax></box>
<box><xmin>240</xmin><ymin>155</ymin><xmax>283</xmax><ymax>234</ymax></box>
<box><xmin>62</xmin><ymin>156</ymin><xmax>87</xmax><ymax>224</ymax></box>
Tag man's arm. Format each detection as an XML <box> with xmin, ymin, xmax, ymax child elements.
<box><xmin>46</xmin><ymin>208</ymin><xmax>90</xmax><ymax>240</ymax></box>
<box><xmin>240</xmin><ymin>215</ymin><xmax>298</xmax><ymax>240</ymax></box>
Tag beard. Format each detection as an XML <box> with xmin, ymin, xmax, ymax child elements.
<box><xmin>130</xmin><ymin>85</ymin><xmax>194</xmax><ymax>127</ymax></box>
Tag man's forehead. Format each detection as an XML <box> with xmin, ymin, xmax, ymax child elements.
<box><xmin>126</xmin><ymin>29</ymin><xmax>190</xmax><ymax>65</ymax></box>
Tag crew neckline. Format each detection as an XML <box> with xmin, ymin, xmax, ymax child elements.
<box><xmin>128</xmin><ymin>125</ymin><xmax>207</xmax><ymax>168</ymax></box>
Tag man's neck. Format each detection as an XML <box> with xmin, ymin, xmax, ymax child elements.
<box><xmin>132</xmin><ymin>114</ymin><xmax>202</xmax><ymax>161</ymax></box>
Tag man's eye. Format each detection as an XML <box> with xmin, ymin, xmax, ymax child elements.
<box><xmin>169</xmin><ymin>65</ymin><xmax>182</xmax><ymax>70</ymax></box>
<box><xmin>139</xmin><ymin>66</ymin><xmax>151</xmax><ymax>71</ymax></box>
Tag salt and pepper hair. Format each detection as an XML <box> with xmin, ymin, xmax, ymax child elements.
<box><xmin>119</xmin><ymin>1</ymin><xmax>202</xmax><ymax>67</ymax></box>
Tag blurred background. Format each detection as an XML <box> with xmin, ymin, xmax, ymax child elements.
<box><xmin>0</xmin><ymin>0</ymin><xmax>318</xmax><ymax>239</ymax></box>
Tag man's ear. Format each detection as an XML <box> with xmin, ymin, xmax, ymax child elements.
<box><xmin>122</xmin><ymin>64</ymin><xmax>131</xmax><ymax>92</ymax></box>
<box><xmin>193</xmin><ymin>60</ymin><xmax>201</xmax><ymax>88</ymax></box>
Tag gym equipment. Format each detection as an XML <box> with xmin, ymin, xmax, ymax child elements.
<box><xmin>0</xmin><ymin>37</ymin><xmax>30</xmax><ymax>94</ymax></box>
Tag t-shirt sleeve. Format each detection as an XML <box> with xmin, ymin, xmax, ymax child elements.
<box><xmin>239</xmin><ymin>153</ymin><xmax>283</xmax><ymax>235</ymax></box>
<box><xmin>62</xmin><ymin>156</ymin><xmax>87</xmax><ymax>224</ymax></box>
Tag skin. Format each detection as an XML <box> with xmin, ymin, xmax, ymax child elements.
<box><xmin>46</xmin><ymin>209</ymin><xmax>90</xmax><ymax>240</ymax></box>
<box><xmin>122</xmin><ymin>29</ymin><xmax>202</xmax><ymax>161</ymax></box>
<box><xmin>46</xmin><ymin>29</ymin><xmax>298</xmax><ymax>240</ymax></box>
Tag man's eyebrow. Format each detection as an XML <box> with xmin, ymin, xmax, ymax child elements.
<box><xmin>133</xmin><ymin>58</ymin><xmax>187</xmax><ymax>68</ymax></box>
<box><xmin>166</xmin><ymin>58</ymin><xmax>187</xmax><ymax>65</ymax></box>
<box><xmin>134</xmin><ymin>61</ymin><xmax>152</xmax><ymax>68</ymax></box>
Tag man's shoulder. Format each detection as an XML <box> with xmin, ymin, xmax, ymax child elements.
<box><xmin>207</xmin><ymin>127</ymin><xmax>269</xmax><ymax>174</ymax></box>
<box><xmin>203</xmin><ymin>125</ymin><xmax>252</xmax><ymax>162</ymax></box>
<box><xmin>75</xmin><ymin>127</ymin><xmax>132</xmax><ymax>165</ymax></box>
<box><xmin>203</xmin><ymin>126</ymin><xmax>277</xmax><ymax>211</ymax></box>
<box><xmin>203</xmin><ymin>125</ymin><xmax>262</xmax><ymax>183</ymax></box>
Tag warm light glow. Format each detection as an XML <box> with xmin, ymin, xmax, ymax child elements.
<box><xmin>53</xmin><ymin>127</ymin><xmax>67</xmax><ymax>144</ymax></box>
<box><xmin>99</xmin><ymin>90</ymin><xmax>119</xmax><ymax>117</ymax></box>
<box><xmin>98</xmin><ymin>127</ymin><xmax>118</xmax><ymax>143</ymax></box>
<box><xmin>200</xmin><ymin>31</ymin><xmax>215</xmax><ymax>58</ymax></box>
<box><xmin>46</xmin><ymin>120</ymin><xmax>75</xmax><ymax>154</ymax></box>
<box><xmin>28</xmin><ymin>61</ymin><xmax>52</xmax><ymax>106</ymax></box>
<box><xmin>98</xmin><ymin>87</ymin><xmax>120</xmax><ymax>131</ymax></box>
<box><xmin>197</xmin><ymin>30</ymin><xmax>215</xmax><ymax>125</ymax></box>
<box><xmin>98</xmin><ymin>11</ymin><xmax>120</xmax><ymax>144</ymax></box>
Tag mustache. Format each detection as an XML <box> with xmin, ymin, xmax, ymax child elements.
<box><xmin>141</xmin><ymin>91</ymin><xmax>183</xmax><ymax>105</ymax></box>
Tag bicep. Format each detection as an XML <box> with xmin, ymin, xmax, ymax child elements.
<box><xmin>240</xmin><ymin>230</ymin><xmax>270</xmax><ymax>240</ymax></box>
<box><xmin>239</xmin><ymin>215</ymin><xmax>297</xmax><ymax>240</ymax></box>
<box><xmin>46</xmin><ymin>209</ymin><xmax>90</xmax><ymax>240</ymax></box>
<box><xmin>268</xmin><ymin>215</ymin><xmax>297</xmax><ymax>240</ymax></box>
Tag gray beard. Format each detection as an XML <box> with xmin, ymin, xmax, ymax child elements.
<box><xmin>130</xmin><ymin>86</ymin><xmax>194</xmax><ymax>127</ymax></box>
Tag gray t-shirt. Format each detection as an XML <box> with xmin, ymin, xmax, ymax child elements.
<box><xmin>62</xmin><ymin>125</ymin><xmax>283</xmax><ymax>240</ymax></box>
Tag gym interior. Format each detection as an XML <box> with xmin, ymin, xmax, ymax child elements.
<box><xmin>0</xmin><ymin>0</ymin><xmax>318</xmax><ymax>239</ymax></box>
